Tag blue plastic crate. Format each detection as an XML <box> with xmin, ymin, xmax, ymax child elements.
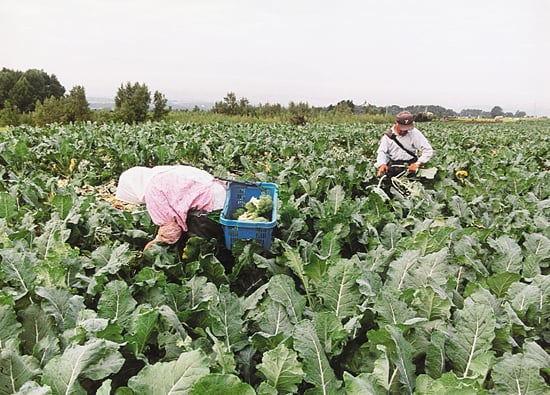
<box><xmin>220</xmin><ymin>182</ymin><xmax>278</xmax><ymax>250</ymax></box>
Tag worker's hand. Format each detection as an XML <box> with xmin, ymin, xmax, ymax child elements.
<box><xmin>377</xmin><ymin>164</ymin><xmax>388</xmax><ymax>177</ymax></box>
<box><xmin>408</xmin><ymin>162</ymin><xmax>421</xmax><ymax>173</ymax></box>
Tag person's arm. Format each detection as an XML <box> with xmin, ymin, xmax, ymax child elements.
<box><xmin>375</xmin><ymin>135</ymin><xmax>391</xmax><ymax>176</ymax></box>
<box><xmin>375</xmin><ymin>136</ymin><xmax>390</xmax><ymax>168</ymax></box>
<box><xmin>413</xmin><ymin>131</ymin><xmax>434</xmax><ymax>165</ymax></box>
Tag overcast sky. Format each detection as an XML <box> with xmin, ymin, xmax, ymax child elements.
<box><xmin>3</xmin><ymin>0</ymin><xmax>549</xmax><ymax>115</ymax></box>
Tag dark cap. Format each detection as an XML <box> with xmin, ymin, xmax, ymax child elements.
<box><xmin>396</xmin><ymin>111</ymin><xmax>415</xmax><ymax>131</ymax></box>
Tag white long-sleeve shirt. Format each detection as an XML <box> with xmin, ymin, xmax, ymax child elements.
<box><xmin>375</xmin><ymin>126</ymin><xmax>434</xmax><ymax>168</ymax></box>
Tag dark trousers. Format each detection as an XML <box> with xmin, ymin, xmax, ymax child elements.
<box><xmin>185</xmin><ymin>213</ymin><xmax>234</xmax><ymax>268</ymax></box>
<box><xmin>387</xmin><ymin>159</ymin><xmax>415</xmax><ymax>177</ymax></box>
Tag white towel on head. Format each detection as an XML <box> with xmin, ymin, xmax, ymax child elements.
<box><xmin>115</xmin><ymin>166</ymin><xmax>172</xmax><ymax>204</ymax></box>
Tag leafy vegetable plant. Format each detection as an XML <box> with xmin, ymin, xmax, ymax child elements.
<box><xmin>0</xmin><ymin>120</ymin><xmax>549</xmax><ymax>393</ymax></box>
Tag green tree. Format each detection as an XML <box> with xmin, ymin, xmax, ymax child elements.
<box><xmin>152</xmin><ymin>90</ymin><xmax>169</xmax><ymax>120</ymax></box>
<box><xmin>0</xmin><ymin>100</ymin><xmax>21</xmax><ymax>126</ymax></box>
<box><xmin>331</xmin><ymin>100</ymin><xmax>354</xmax><ymax>114</ymax></box>
<box><xmin>257</xmin><ymin>103</ymin><xmax>283</xmax><ymax>118</ymax></box>
<box><xmin>33</xmin><ymin>96</ymin><xmax>67</xmax><ymax>125</ymax></box>
<box><xmin>0</xmin><ymin>68</ymin><xmax>22</xmax><ymax>109</ymax></box>
<box><xmin>459</xmin><ymin>108</ymin><xmax>484</xmax><ymax>118</ymax></box>
<box><xmin>288</xmin><ymin>101</ymin><xmax>312</xmax><ymax>125</ymax></box>
<box><xmin>212</xmin><ymin>91</ymin><xmax>253</xmax><ymax>116</ymax></box>
<box><xmin>114</xmin><ymin>82</ymin><xmax>151</xmax><ymax>123</ymax></box>
<box><xmin>212</xmin><ymin>92</ymin><xmax>239</xmax><ymax>115</ymax></box>
<box><xmin>364</xmin><ymin>103</ymin><xmax>384</xmax><ymax>115</ymax></box>
<box><xmin>1</xmin><ymin>68</ymin><xmax>65</xmax><ymax>113</ymax></box>
<box><xmin>66</xmin><ymin>85</ymin><xmax>91</xmax><ymax>122</ymax></box>
<box><xmin>9</xmin><ymin>76</ymin><xmax>33</xmax><ymax>113</ymax></box>
<box><xmin>239</xmin><ymin>96</ymin><xmax>253</xmax><ymax>116</ymax></box>
<box><xmin>490</xmin><ymin>106</ymin><xmax>504</xmax><ymax>118</ymax></box>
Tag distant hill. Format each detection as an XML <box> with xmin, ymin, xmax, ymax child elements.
<box><xmin>87</xmin><ymin>97</ymin><xmax>214</xmax><ymax>111</ymax></box>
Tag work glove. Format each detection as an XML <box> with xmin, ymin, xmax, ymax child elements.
<box><xmin>144</xmin><ymin>220</ymin><xmax>182</xmax><ymax>251</ymax></box>
<box><xmin>377</xmin><ymin>164</ymin><xmax>388</xmax><ymax>177</ymax></box>
<box><xmin>408</xmin><ymin>162</ymin><xmax>421</xmax><ymax>173</ymax></box>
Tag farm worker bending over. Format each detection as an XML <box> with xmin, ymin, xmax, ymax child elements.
<box><xmin>115</xmin><ymin>165</ymin><xmax>227</xmax><ymax>250</ymax></box>
<box><xmin>375</xmin><ymin>111</ymin><xmax>434</xmax><ymax>179</ymax></box>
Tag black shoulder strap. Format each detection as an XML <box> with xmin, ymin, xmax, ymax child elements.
<box><xmin>384</xmin><ymin>129</ymin><xmax>418</xmax><ymax>161</ymax></box>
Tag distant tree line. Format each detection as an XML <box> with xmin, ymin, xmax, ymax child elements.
<box><xmin>0</xmin><ymin>68</ymin><xmax>169</xmax><ymax>126</ymax></box>
<box><xmin>0</xmin><ymin>67</ymin><xmax>531</xmax><ymax>127</ymax></box>
<box><xmin>322</xmin><ymin>101</ymin><xmax>527</xmax><ymax>120</ymax></box>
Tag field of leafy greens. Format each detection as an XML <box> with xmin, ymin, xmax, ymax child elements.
<box><xmin>0</xmin><ymin>120</ymin><xmax>549</xmax><ymax>394</ymax></box>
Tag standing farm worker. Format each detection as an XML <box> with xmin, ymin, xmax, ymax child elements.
<box><xmin>375</xmin><ymin>111</ymin><xmax>434</xmax><ymax>179</ymax></box>
<box><xmin>115</xmin><ymin>165</ymin><xmax>227</xmax><ymax>250</ymax></box>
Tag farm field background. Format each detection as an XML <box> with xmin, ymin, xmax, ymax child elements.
<box><xmin>0</xmin><ymin>120</ymin><xmax>549</xmax><ymax>394</ymax></box>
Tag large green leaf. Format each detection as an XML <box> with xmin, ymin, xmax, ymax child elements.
<box><xmin>91</xmin><ymin>243</ymin><xmax>133</xmax><ymax>277</ymax></box>
<box><xmin>387</xmin><ymin>325</ymin><xmax>416</xmax><ymax>395</ymax></box>
<box><xmin>42</xmin><ymin>339</ymin><xmax>124</xmax><ymax>394</ymax></box>
<box><xmin>32</xmin><ymin>215</ymin><xmax>71</xmax><ymax>258</ymax></box>
<box><xmin>446</xmin><ymin>298</ymin><xmax>496</xmax><ymax>378</ymax></box>
<box><xmin>385</xmin><ymin>250</ymin><xmax>421</xmax><ymax>291</ymax></box>
<box><xmin>371</xmin><ymin>345</ymin><xmax>391</xmax><ymax>391</ymax></box>
<box><xmin>257</xmin><ymin>343</ymin><xmax>304</xmax><ymax>393</ymax></box>
<box><xmin>317</xmin><ymin>258</ymin><xmax>361</xmax><ymax>320</ymax></box>
<box><xmin>486</xmin><ymin>272</ymin><xmax>521</xmax><ymax>298</ymax></box>
<box><xmin>17</xmin><ymin>304</ymin><xmax>57</xmax><ymax>357</ymax></box>
<box><xmin>187</xmin><ymin>276</ymin><xmax>217</xmax><ymax>310</ymax></box>
<box><xmin>453</xmin><ymin>233</ymin><xmax>489</xmax><ymax>277</ymax></box>
<box><xmin>408</xmin><ymin>248</ymin><xmax>452</xmax><ymax>290</ymax></box>
<box><xmin>343</xmin><ymin>371</ymin><xmax>384</xmax><ymax>395</ymax></box>
<box><xmin>190</xmin><ymin>373</ymin><xmax>255</xmax><ymax>395</ymax></box>
<box><xmin>97</xmin><ymin>279</ymin><xmax>137</xmax><ymax>329</ymax></box>
<box><xmin>35</xmin><ymin>286</ymin><xmax>85</xmax><ymax>331</ymax></box>
<box><xmin>522</xmin><ymin>233</ymin><xmax>550</xmax><ymax>277</ymax></box>
<box><xmin>280</xmin><ymin>242</ymin><xmax>313</xmax><ymax>307</ymax></box>
<box><xmin>126</xmin><ymin>305</ymin><xmax>159</xmax><ymax>359</ymax></box>
<box><xmin>0</xmin><ymin>192</ymin><xmax>17</xmax><ymax>220</ymax></box>
<box><xmin>12</xmin><ymin>380</ymin><xmax>52</xmax><ymax>394</ymax></box>
<box><xmin>415</xmin><ymin>371</ymin><xmax>486</xmax><ymax>394</ymax></box>
<box><xmin>254</xmin><ymin>296</ymin><xmax>294</xmax><ymax>338</ymax></box>
<box><xmin>0</xmin><ymin>340</ymin><xmax>40</xmax><ymax>394</ymax></box>
<box><xmin>127</xmin><ymin>349</ymin><xmax>209</xmax><ymax>394</ymax></box>
<box><xmin>267</xmin><ymin>274</ymin><xmax>306</xmax><ymax>324</ymax></box>
<box><xmin>205</xmin><ymin>327</ymin><xmax>236</xmax><ymax>374</ymax></box>
<box><xmin>449</xmin><ymin>195</ymin><xmax>475</xmax><ymax>224</ymax></box>
<box><xmin>313</xmin><ymin>312</ymin><xmax>349</xmax><ymax>355</ymax></box>
<box><xmin>523</xmin><ymin>233</ymin><xmax>550</xmax><ymax>263</ymax></box>
<box><xmin>34</xmin><ymin>241</ymin><xmax>82</xmax><ymax>289</ymax></box>
<box><xmin>411</xmin><ymin>286</ymin><xmax>451</xmax><ymax>321</ymax></box>
<box><xmin>491</xmin><ymin>342</ymin><xmax>550</xmax><ymax>394</ymax></box>
<box><xmin>209</xmin><ymin>285</ymin><xmax>248</xmax><ymax>352</ymax></box>
<box><xmin>424</xmin><ymin>330</ymin><xmax>446</xmax><ymax>379</ymax></box>
<box><xmin>364</xmin><ymin>190</ymin><xmax>394</xmax><ymax>230</ymax></box>
<box><xmin>380</xmin><ymin>223</ymin><xmax>405</xmax><ymax>250</ymax></box>
<box><xmin>371</xmin><ymin>287</ymin><xmax>415</xmax><ymax>326</ymax></box>
<box><xmin>0</xmin><ymin>248</ymin><xmax>37</xmax><ymax>299</ymax></box>
<box><xmin>488</xmin><ymin>235</ymin><xmax>523</xmax><ymax>274</ymax></box>
<box><xmin>508</xmin><ymin>274</ymin><xmax>550</xmax><ymax>326</ymax></box>
<box><xmin>158</xmin><ymin>304</ymin><xmax>189</xmax><ymax>343</ymax></box>
<box><xmin>50</xmin><ymin>193</ymin><xmax>75</xmax><ymax>220</ymax></box>
<box><xmin>397</xmin><ymin>226</ymin><xmax>455</xmax><ymax>256</ymax></box>
<box><xmin>292</xmin><ymin>320</ymin><xmax>343</xmax><ymax>394</ymax></box>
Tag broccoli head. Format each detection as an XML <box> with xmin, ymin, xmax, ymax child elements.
<box><xmin>232</xmin><ymin>194</ymin><xmax>273</xmax><ymax>222</ymax></box>
<box><xmin>255</xmin><ymin>194</ymin><xmax>273</xmax><ymax>217</ymax></box>
<box><xmin>231</xmin><ymin>207</ymin><xmax>246</xmax><ymax>220</ymax></box>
